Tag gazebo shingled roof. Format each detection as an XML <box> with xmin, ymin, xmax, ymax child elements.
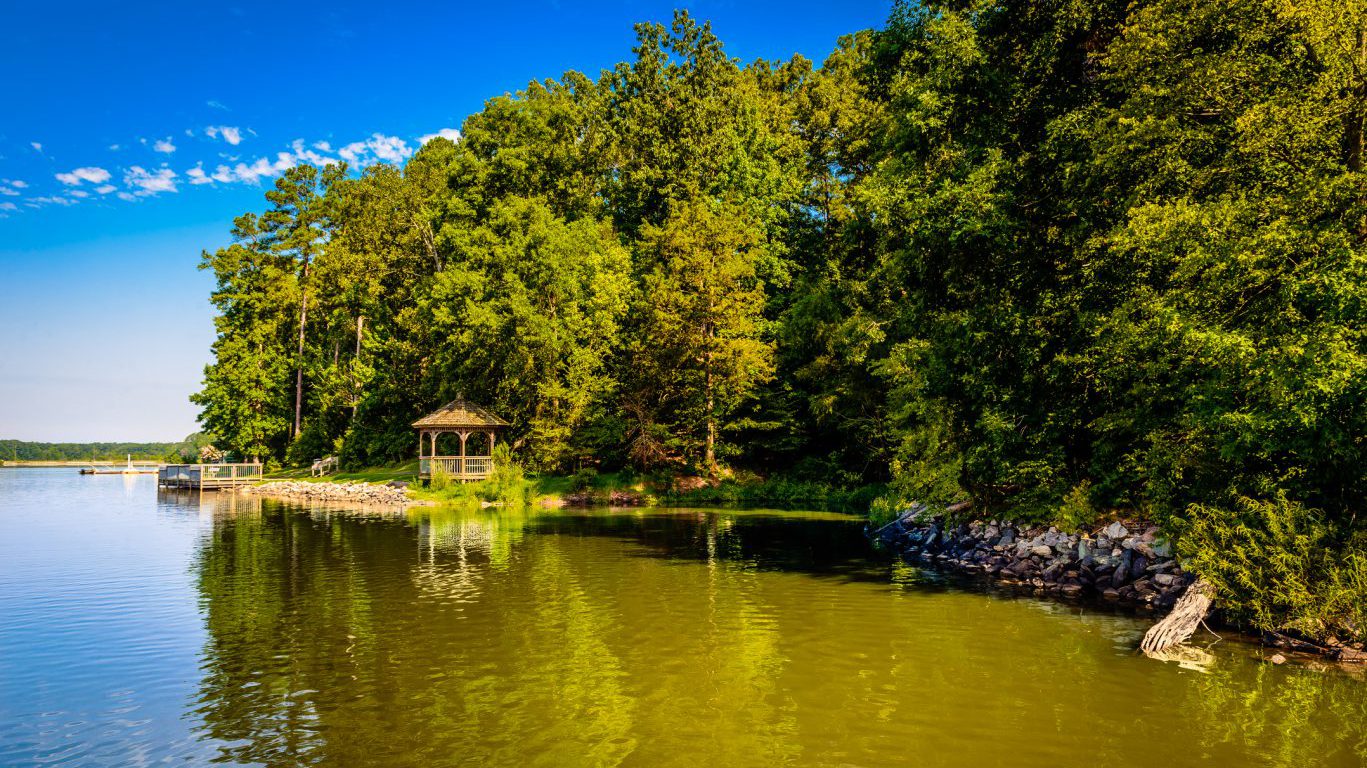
<box><xmin>412</xmin><ymin>397</ymin><xmax>510</xmax><ymax>430</ymax></box>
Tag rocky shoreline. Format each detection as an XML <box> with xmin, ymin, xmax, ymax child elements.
<box><xmin>237</xmin><ymin>480</ymin><xmax>430</xmax><ymax>507</ymax></box>
<box><xmin>876</xmin><ymin>505</ymin><xmax>1367</xmax><ymax>662</ymax></box>
<box><xmin>876</xmin><ymin>505</ymin><xmax>1194</xmax><ymax>611</ymax></box>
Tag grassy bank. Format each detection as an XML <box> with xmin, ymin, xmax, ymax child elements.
<box><xmin>275</xmin><ymin>459</ymin><xmax>880</xmax><ymax>513</ymax></box>
<box><xmin>266</xmin><ymin>460</ymin><xmax>422</xmax><ymax>484</ymax></box>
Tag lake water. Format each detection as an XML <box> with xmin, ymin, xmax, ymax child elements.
<box><xmin>0</xmin><ymin>468</ymin><xmax>1363</xmax><ymax>767</ymax></box>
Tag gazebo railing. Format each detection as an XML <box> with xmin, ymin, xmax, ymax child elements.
<box><xmin>420</xmin><ymin>456</ymin><xmax>494</xmax><ymax>481</ymax></box>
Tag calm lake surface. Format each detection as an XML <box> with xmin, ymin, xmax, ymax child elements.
<box><xmin>1</xmin><ymin>469</ymin><xmax>1363</xmax><ymax>767</ymax></box>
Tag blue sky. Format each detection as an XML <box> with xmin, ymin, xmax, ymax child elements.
<box><xmin>0</xmin><ymin>0</ymin><xmax>891</xmax><ymax>442</ymax></box>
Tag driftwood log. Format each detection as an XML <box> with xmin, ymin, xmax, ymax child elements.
<box><xmin>1141</xmin><ymin>578</ymin><xmax>1216</xmax><ymax>653</ymax></box>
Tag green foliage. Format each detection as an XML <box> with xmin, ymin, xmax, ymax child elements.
<box><xmin>285</xmin><ymin>418</ymin><xmax>335</xmax><ymax>467</ymax></box>
<box><xmin>867</xmin><ymin>495</ymin><xmax>909</xmax><ymax>529</ymax></box>
<box><xmin>668</xmin><ymin>476</ymin><xmax>886</xmax><ymax>512</ymax></box>
<box><xmin>428</xmin><ymin>462</ymin><xmax>453</xmax><ymax>493</ymax></box>
<box><xmin>194</xmin><ymin>11</ymin><xmax>806</xmax><ymax>476</ymax></box>
<box><xmin>428</xmin><ymin>197</ymin><xmax>632</xmax><ymax>471</ymax></box>
<box><xmin>417</xmin><ymin>446</ymin><xmax>531</xmax><ymax>506</ymax></box>
<box><xmin>625</xmin><ymin>199</ymin><xmax>774</xmax><ymax>472</ymax></box>
<box><xmin>1178</xmin><ymin>495</ymin><xmax>1367</xmax><ymax>643</ymax></box>
<box><xmin>187</xmin><ymin>3</ymin><xmax>1367</xmax><ymax>639</ymax></box>
<box><xmin>487</xmin><ymin>444</ymin><xmax>528</xmax><ymax>504</ymax></box>
<box><xmin>569</xmin><ymin>467</ymin><xmax>599</xmax><ymax>493</ymax></box>
<box><xmin>0</xmin><ymin>435</ymin><xmax>210</xmax><ymax>463</ymax></box>
<box><xmin>1054</xmin><ymin>481</ymin><xmax>1100</xmax><ymax>532</ymax></box>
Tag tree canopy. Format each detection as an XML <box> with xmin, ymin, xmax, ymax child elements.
<box><xmin>195</xmin><ymin>4</ymin><xmax>1366</xmax><ymax>590</ymax></box>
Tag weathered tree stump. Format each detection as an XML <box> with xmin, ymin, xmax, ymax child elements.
<box><xmin>1141</xmin><ymin>578</ymin><xmax>1216</xmax><ymax>653</ymax></box>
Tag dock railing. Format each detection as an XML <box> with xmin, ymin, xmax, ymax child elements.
<box><xmin>158</xmin><ymin>462</ymin><xmax>262</xmax><ymax>489</ymax></box>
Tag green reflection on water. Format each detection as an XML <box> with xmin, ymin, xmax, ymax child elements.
<box><xmin>188</xmin><ymin>498</ymin><xmax>1367</xmax><ymax>768</ymax></box>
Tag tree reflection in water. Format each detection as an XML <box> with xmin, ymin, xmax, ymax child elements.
<box><xmin>187</xmin><ymin>498</ymin><xmax>1367</xmax><ymax>768</ymax></box>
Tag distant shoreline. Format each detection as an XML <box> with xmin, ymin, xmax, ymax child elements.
<box><xmin>0</xmin><ymin>460</ymin><xmax>163</xmax><ymax>467</ymax></box>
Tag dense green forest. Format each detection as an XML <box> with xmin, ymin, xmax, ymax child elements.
<box><xmin>0</xmin><ymin>435</ymin><xmax>209</xmax><ymax>462</ymax></box>
<box><xmin>196</xmin><ymin>3</ymin><xmax>1366</xmax><ymax>638</ymax></box>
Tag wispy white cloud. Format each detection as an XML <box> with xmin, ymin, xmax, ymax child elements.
<box><xmin>205</xmin><ymin>126</ymin><xmax>244</xmax><ymax>145</ymax></box>
<box><xmin>187</xmin><ymin>164</ymin><xmax>213</xmax><ymax>185</ymax></box>
<box><xmin>124</xmin><ymin>165</ymin><xmax>178</xmax><ymax>196</ymax></box>
<box><xmin>30</xmin><ymin>142</ymin><xmax>43</xmax><ymax>153</ymax></box>
<box><xmin>207</xmin><ymin>99</ymin><xmax>229</xmax><ymax>111</ymax></box>
<box><xmin>286</xmin><ymin>139</ymin><xmax>335</xmax><ymax>166</ymax></box>
<box><xmin>17</xmin><ymin>127</ymin><xmax>426</xmax><ymax>216</ymax></box>
<box><xmin>0</xmin><ymin>202</ymin><xmax>16</xmax><ymax>212</ymax></box>
<box><xmin>420</xmin><ymin>128</ymin><xmax>461</xmax><ymax>144</ymax></box>
<box><xmin>207</xmin><ymin>157</ymin><xmax>277</xmax><ymax>184</ymax></box>
<box><xmin>199</xmin><ymin>139</ymin><xmax>339</xmax><ymax>185</ymax></box>
<box><xmin>27</xmin><ymin>195</ymin><xmax>76</xmax><ymax>207</ymax></box>
<box><xmin>338</xmin><ymin>133</ymin><xmax>412</xmax><ymax>165</ymax></box>
<box><xmin>55</xmin><ymin>166</ymin><xmax>112</xmax><ymax>186</ymax></box>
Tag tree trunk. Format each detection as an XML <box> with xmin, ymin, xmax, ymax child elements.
<box><xmin>1354</xmin><ymin>27</ymin><xmax>1367</xmax><ymax>237</ymax></box>
<box><xmin>1141</xmin><ymin>578</ymin><xmax>1216</xmax><ymax>654</ymax></box>
<box><xmin>293</xmin><ymin>259</ymin><xmax>310</xmax><ymax>439</ymax></box>
<box><xmin>419</xmin><ymin>221</ymin><xmax>441</xmax><ymax>271</ymax></box>
<box><xmin>703</xmin><ymin>338</ymin><xmax>716</xmax><ymax>474</ymax></box>
<box><xmin>352</xmin><ymin>314</ymin><xmax>364</xmax><ymax>422</ymax></box>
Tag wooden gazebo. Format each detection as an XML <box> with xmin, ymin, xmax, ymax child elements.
<box><xmin>413</xmin><ymin>397</ymin><xmax>510</xmax><ymax>483</ymax></box>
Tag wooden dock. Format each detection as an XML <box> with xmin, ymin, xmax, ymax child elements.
<box><xmin>157</xmin><ymin>462</ymin><xmax>262</xmax><ymax>490</ymax></box>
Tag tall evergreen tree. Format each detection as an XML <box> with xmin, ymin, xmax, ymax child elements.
<box><xmin>258</xmin><ymin>163</ymin><xmax>347</xmax><ymax>441</ymax></box>
<box><xmin>627</xmin><ymin>200</ymin><xmax>773</xmax><ymax>472</ymax></box>
<box><xmin>194</xmin><ymin>214</ymin><xmax>296</xmax><ymax>460</ymax></box>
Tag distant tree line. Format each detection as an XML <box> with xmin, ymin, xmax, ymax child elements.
<box><xmin>0</xmin><ymin>434</ymin><xmax>212</xmax><ymax>462</ymax></box>
<box><xmin>195</xmin><ymin>3</ymin><xmax>1366</xmax><ymax>637</ymax></box>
